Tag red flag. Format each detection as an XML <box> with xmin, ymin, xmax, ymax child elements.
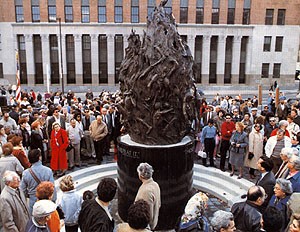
<box><xmin>15</xmin><ymin>50</ymin><xmax>21</xmax><ymax>102</ymax></box>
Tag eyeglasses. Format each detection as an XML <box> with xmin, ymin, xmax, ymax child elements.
<box><xmin>226</xmin><ymin>117</ymin><xmax>231</xmax><ymax>119</ymax></box>
<box><xmin>270</xmin><ymin>120</ymin><xmax>275</xmax><ymax>122</ymax></box>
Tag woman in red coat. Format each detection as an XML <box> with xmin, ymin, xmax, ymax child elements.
<box><xmin>50</xmin><ymin>122</ymin><xmax>68</xmax><ymax>176</ymax></box>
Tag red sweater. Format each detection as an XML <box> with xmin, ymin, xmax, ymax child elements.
<box><xmin>221</xmin><ymin>121</ymin><xmax>236</xmax><ymax>140</ymax></box>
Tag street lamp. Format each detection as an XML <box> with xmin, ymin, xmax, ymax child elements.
<box><xmin>58</xmin><ymin>17</ymin><xmax>64</xmax><ymax>95</ymax></box>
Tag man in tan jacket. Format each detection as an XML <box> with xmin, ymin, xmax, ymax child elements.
<box><xmin>135</xmin><ymin>163</ymin><xmax>161</xmax><ymax>230</ymax></box>
<box><xmin>89</xmin><ymin>115</ymin><xmax>108</xmax><ymax>164</ymax></box>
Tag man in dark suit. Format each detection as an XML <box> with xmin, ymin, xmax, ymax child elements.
<box><xmin>256</xmin><ymin>156</ymin><xmax>276</xmax><ymax>210</ymax></box>
<box><xmin>276</xmin><ymin>96</ymin><xmax>288</xmax><ymax>121</ymax></box>
<box><xmin>202</xmin><ymin>105</ymin><xmax>216</xmax><ymax>126</ymax></box>
<box><xmin>101</xmin><ymin>106</ymin><xmax>112</xmax><ymax>156</ymax></box>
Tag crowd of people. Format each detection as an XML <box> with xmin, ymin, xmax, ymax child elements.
<box><xmin>1</xmin><ymin>88</ymin><xmax>300</xmax><ymax>231</ymax></box>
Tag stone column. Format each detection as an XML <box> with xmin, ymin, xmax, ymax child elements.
<box><xmin>187</xmin><ymin>34</ymin><xmax>195</xmax><ymax>57</ymax></box>
<box><xmin>58</xmin><ymin>34</ymin><xmax>67</xmax><ymax>88</ymax></box>
<box><xmin>245</xmin><ymin>36</ymin><xmax>252</xmax><ymax>85</ymax></box>
<box><xmin>61</xmin><ymin>35</ymin><xmax>67</xmax><ymax>87</ymax></box>
<box><xmin>201</xmin><ymin>35</ymin><xmax>211</xmax><ymax>85</ymax></box>
<box><xmin>231</xmin><ymin>36</ymin><xmax>242</xmax><ymax>85</ymax></box>
<box><xmin>25</xmin><ymin>34</ymin><xmax>35</xmax><ymax>85</ymax></box>
<box><xmin>107</xmin><ymin>34</ymin><xmax>115</xmax><ymax>85</ymax></box>
<box><xmin>217</xmin><ymin>35</ymin><xmax>226</xmax><ymax>85</ymax></box>
<box><xmin>74</xmin><ymin>34</ymin><xmax>83</xmax><ymax>85</ymax></box>
<box><xmin>123</xmin><ymin>34</ymin><xmax>129</xmax><ymax>57</ymax></box>
<box><xmin>41</xmin><ymin>34</ymin><xmax>50</xmax><ymax>86</ymax></box>
<box><xmin>91</xmin><ymin>34</ymin><xmax>99</xmax><ymax>85</ymax></box>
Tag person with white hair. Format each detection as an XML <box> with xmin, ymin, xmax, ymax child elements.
<box><xmin>135</xmin><ymin>163</ymin><xmax>161</xmax><ymax>231</ymax></box>
<box><xmin>275</xmin><ymin>147</ymin><xmax>294</xmax><ymax>179</ymax></box>
<box><xmin>0</xmin><ymin>170</ymin><xmax>30</xmax><ymax>232</ymax></box>
<box><xmin>268</xmin><ymin>178</ymin><xmax>293</xmax><ymax>230</ymax></box>
<box><xmin>210</xmin><ymin>210</ymin><xmax>236</xmax><ymax>232</ymax></box>
<box><xmin>270</xmin><ymin>120</ymin><xmax>290</xmax><ymax>137</ymax></box>
<box><xmin>25</xmin><ymin>199</ymin><xmax>57</xmax><ymax>232</ymax></box>
<box><xmin>286</xmin><ymin>154</ymin><xmax>300</xmax><ymax>192</ymax></box>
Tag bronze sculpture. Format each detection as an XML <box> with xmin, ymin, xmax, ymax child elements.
<box><xmin>118</xmin><ymin>0</ymin><xmax>199</xmax><ymax>145</ymax></box>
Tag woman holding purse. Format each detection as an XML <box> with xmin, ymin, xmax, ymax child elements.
<box><xmin>245</xmin><ymin>123</ymin><xmax>264</xmax><ymax>179</ymax></box>
<box><xmin>50</xmin><ymin>122</ymin><xmax>69</xmax><ymax>177</ymax></box>
<box><xmin>229</xmin><ymin>122</ymin><xmax>248</xmax><ymax>179</ymax></box>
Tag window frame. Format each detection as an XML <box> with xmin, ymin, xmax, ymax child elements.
<box><xmin>98</xmin><ymin>6</ymin><xmax>106</xmax><ymax>23</ymax></box>
<box><xmin>180</xmin><ymin>7</ymin><xmax>188</xmax><ymax>23</ymax></box>
<box><xmin>15</xmin><ymin>5</ymin><xmax>24</xmax><ymax>22</ymax></box>
<box><xmin>81</xmin><ymin>6</ymin><xmax>90</xmax><ymax>23</ymax></box>
<box><xmin>48</xmin><ymin>5</ymin><xmax>57</xmax><ymax>22</ymax></box>
<box><xmin>212</xmin><ymin>8</ymin><xmax>219</xmax><ymax>24</ymax></box>
<box><xmin>275</xmin><ymin>36</ymin><xmax>283</xmax><ymax>52</ymax></box>
<box><xmin>261</xmin><ymin>63</ymin><xmax>270</xmax><ymax>78</ymax></box>
<box><xmin>273</xmin><ymin>63</ymin><xmax>281</xmax><ymax>78</ymax></box>
<box><xmin>32</xmin><ymin>5</ymin><xmax>40</xmax><ymax>23</ymax></box>
<box><xmin>115</xmin><ymin>6</ymin><xmax>123</xmax><ymax>23</ymax></box>
<box><xmin>277</xmin><ymin>9</ymin><xmax>285</xmax><ymax>25</ymax></box>
<box><xmin>131</xmin><ymin>6</ymin><xmax>139</xmax><ymax>23</ymax></box>
<box><xmin>265</xmin><ymin>9</ymin><xmax>274</xmax><ymax>25</ymax></box>
<box><xmin>65</xmin><ymin>6</ymin><xmax>73</xmax><ymax>22</ymax></box>
<box><xmin>263</xmin><ymin>36</ymin><xmax>271</xmax><ymax>52</ymax></box>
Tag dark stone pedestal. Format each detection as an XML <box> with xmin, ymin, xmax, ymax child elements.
<box><xmin>117</xmin><ymin>135</ymin><xmax>194</xmax><ymax>230</ymax></box>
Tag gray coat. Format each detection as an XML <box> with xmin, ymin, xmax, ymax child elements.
<box><xmin>0</xmin><ymin>186</ymin><xmax>30</xmax><ymax>232</ymax></box>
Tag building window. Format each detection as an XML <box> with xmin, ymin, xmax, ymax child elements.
<box><xmin>48</xmin><ymin>6</ymin><xmax>56</xmax><ymax>22</ymax></box>
<box><xmin>263</xmin><ymin>36</ymin><xmax>271</xmax><ymax>52</ymax></box>
<box><xmin>242</xmin><ymin>0</ymin><xmax>251</xmax><ymax>25</ymax></box>
<box><xmin>99</xmin><ymin>35</ymin><xmax>108</xmax><ymax>84</ymax></box>
<box><xmin>275</xmin><ymin>36</ymin><xmax>283</xmax><ymax>52</ymax></box>
<box><xmin>273</xmin><ymin>63</ymin><xmax>281</xmax><ymax>78</ymax></box>
<box><xmin>209</xmin><ymin>36</ymin><xmax>218</xmax><ymax>83</ymax></box>
<box><xmin>196</xmin><ymin>7</ymin><xmax>203</xmax><ymax>24</ymax></box>
<box><xmin>131</xmin><ymin>0</ymin><xmax>139</xmax><ymax>23</ymax></box>
<box><xmin>277</xmin><ymin>9</ymin><xmax>285</xmax><ymax>25</ymax></box>
<box><xmin>115</xmin><ymin>6</ymin><xmax>123</xmax><ymax>23</ymax></box>
<box><xmin>65</xmin><ymin>6</ymin><xmax>73</xmax><ymax>22</ymax></box>
<box><xmin>32</xmin><ymin>5</ymin><xmax>40</xmax><ymax>22</ymax></box>
<box><xmin>33</xmin><ymin>35</ymin><xmax>43</xmax><ymax>84</ymax></box>
<box><xmin>147</xmin><ymin>0</ymin><xmax>155</xmax><ymax>17</ymax></box>
<box><xmin>49</xmin><ymin>35</ymin><xmax>59</xmax><ymax>84</ymax></box>
<box><xmin>265</xmin><ymin>9</ymin><xmax>274</xmax><ymax>25</ymax></box>
<box><xmin>212</xmin><ymin>0</ymin><xmax>220</xmax><ymax>24</ymax></box>
<box><xmin>180</xmin><ymin>0</ymin><xmax>188</xmax><ymax>23</ymax></box>
<box><xmin>115</xmin><ymin>0</ymin><xmax>123</xmax><ymax>23</ymax></box>
<box><xmin>98</xmin><ymin>0</ymin><xmax>106</xmax><ymax>23</ymax></box>
<box><xmin>261</xmin><ymin>63</ymin><xmax>269</xmax><ymax>78</ymax></box>
<box><xmin>18</xmin><ymin>35</ymin><xmax>28</xmax><ymax>84</ymax></box>
<box><xmin>115</xmin><ymin>35</ymin><xmax>123</xmax><ymax>84</ymax></box>
<box><xmin>66</xmin><ymin>35</ymin><xmax>76</xmax><ymax>84</ymax></box>
<box><xmin>81</xmin><ymin>6</ymin><xmax>90</xmax><ymax>23</ymax></box>
<box><xmin>227</xmin><ymin>0</ymin><xmax>235</xmax><ymax>24</ymax></box>
<box><xmin>98</xmin><ymin>6</ymin><xmax>106</xmax><ymax>23</ymax></box>
<box><xmin>82</xmin><ymin>35</ymin><xmax>91</xmax><ymax>84</ymax></box>
<box><xmin>180</xmin><ymin>7</ymin><xmax>188</xmax><ymax>23</ymax></box>
<box><xmin>0</xmin><ymin>63</ymin><xmax>3</xmax><ymax>79</ymax></box>
<box><xmin>15</xmin><ymin>6</ymin><xmax>24</xmax><ymax>22</ymax></box>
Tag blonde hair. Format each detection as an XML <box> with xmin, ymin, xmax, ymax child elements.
<box><xmin>59</xmin><ymin>175</ymin><xmax>75</xmax><ymax>192</ymax></box>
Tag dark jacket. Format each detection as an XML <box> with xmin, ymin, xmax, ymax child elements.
<box><xmin>231</xmin><ymin>200</ymin><xmax>262</xmax><ymax>232</ymax></box>
<box><xmin>78</xmin><ymin>199</ymin><xmax>114</xmax><ymax>232</ymax></box>
<box><xmin>256</xmin><ymin>171</ymin><xmax>276</xmax><ymax>208</ymax></box>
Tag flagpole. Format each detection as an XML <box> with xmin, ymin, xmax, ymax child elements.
<box><xmin>15</xmin><ymin>50</ymin><xmax>21</xmax><ymax>103</ymax></box>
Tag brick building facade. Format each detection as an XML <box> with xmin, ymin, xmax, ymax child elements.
<box><xmin>0</xmin><ymin>0</ymin><xmax>299</xmax><ymax>89</ymax></box>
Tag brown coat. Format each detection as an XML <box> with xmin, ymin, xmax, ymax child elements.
<box><xmin>89</xmin><ymin>120</ymin><xmax>108</xmax><ymax>142</ymax></box>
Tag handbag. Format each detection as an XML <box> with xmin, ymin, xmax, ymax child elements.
<box><xmin>248</xmin><ymin>152</ymin><xmax>254</xmax><ymax>160</ymax></box>
<box><xmin>198</xmin><ymin>149</ymin><xmax>207</xmax><ymax>159</ymax></box>
<box><xmin>66</xmin><ymin>143</ymin><xmax>74</xmax><ymax>152</ymax></box>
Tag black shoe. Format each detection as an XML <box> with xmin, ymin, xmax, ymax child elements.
<box><xmin>75</xmin><ymin>164</ymin><xmax>81</xmax><ymax>168</ymax></box>
<box><xmin>68</xmin><ymin>166</ymin><xmax>74</xmax><ymax>171</ymax></box>
<box><xmin>57</xmin><ymin>172</ymin><xmax>66</xmax><ymax>177</ymax></box>
<box><xmin>220</xmin><ymin>168</ymin><xmax>226</xmax><ymax>172</ymax></box>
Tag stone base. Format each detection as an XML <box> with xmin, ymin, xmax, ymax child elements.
<box><xmin>117</xmin><ymin>135</ymin><xmax>194</xmax><ymax>230</ymax></box>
